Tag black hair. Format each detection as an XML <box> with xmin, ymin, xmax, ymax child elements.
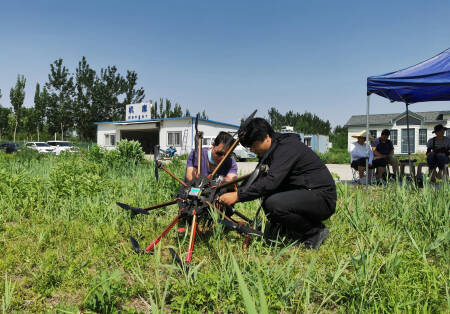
<box><xmin>239</xmin><ymin>118</ymin><xmax>274</xmax><ymax>148</ymax></box>
<box><xmin>213</xmin><ymin>131</ymin><xmax>233</xmax><ymax>147</ymax></box>
<box><xmin>381</xmin><ymin>129</ymin><xmax>390</xmax><ymax>136</ymax></box>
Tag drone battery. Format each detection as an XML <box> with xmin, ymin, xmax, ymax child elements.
<box><xmin>188</xmin><ymin>187</ymin><xmax>202</xmax><ymax>197</ymax></box>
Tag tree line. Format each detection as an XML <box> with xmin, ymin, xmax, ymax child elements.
<box><xmin>265</xmin><ymin>107</ymin><xmax>347</xmax><ymax>149</ymax></box>
<box><xmin>0</xmin><ymin>57</ymin><xmax>206</xmax><ymax>142</ymax></box>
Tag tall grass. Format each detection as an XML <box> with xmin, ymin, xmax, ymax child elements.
<box><xmin>0</xmin><ymin>150</ymin><xmax>448</xmax><ymax>312</ymax></box>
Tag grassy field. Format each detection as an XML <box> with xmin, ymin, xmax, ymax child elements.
<box><xmin>0</xmin><ymin>150</ymin><xmax>449</xmax><ymax>313</ymax></box>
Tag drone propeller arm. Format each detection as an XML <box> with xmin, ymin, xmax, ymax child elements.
<box><xmin>214</xmin><ymin>172</ymin><xmax>253</xmax><ymax>190</ymax></box>
<box><xmin>145</xmin><ymin>214</ymin><xmax>181</xmax><ymax>252</ymax></box>
<box><xmin>142</xmin><ymin>198</ymin><xmax>180</xmax><ymax>211</ymax></box>
<box><xmin>196</xmin><ymin>133</ymin><xmax>203</xmax><ymax>178</ymax></box>
<box><xmin>158</xmin><ymin>162</ymin><xmax>187</xmax><ymax>187</ymax></box>
<box><xmin>186</xmin><ymin>211</ymin><xmax>198</xmax><ymax>264</ymax></box>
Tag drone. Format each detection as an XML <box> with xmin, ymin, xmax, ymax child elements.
<box><xmin>117</xmin><ymin>110</ymin><xmax>266</xmax><ymax>272</ymax></box>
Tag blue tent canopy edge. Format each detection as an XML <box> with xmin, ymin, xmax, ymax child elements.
<box><xmin>367</xmin><ymin>48</ymin><xmax>450</xmax><ymax>104</ymax></box>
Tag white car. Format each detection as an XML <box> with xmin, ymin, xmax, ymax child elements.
<box><xmin>201</xmin><ymin>137</ymin><xmax>256</xmax><ymax>161</ymax></box>
<box><xmin>25</xmin><ymin>142</ymin><xmax>54</xmax><ymax>154</ymax></box>
<box><xmin>232</xmin><ymin>143</ymin><xmax>257</xmax><ymax>161</ymax></box>
<box><xmin>46</xmin><ymin>141</ymin><xmax>78</xmax><ymax>155</ymax></box>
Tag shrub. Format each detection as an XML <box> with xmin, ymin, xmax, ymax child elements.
<box><xmin>87</xmin><ymin>140</ymin><xmax>145</xmax><ymax>165</ymax></box>
<box><xmin>117</xmin><ymin>140</ymin><xmax>144</xmax><ymax>164</ymax></box>
<box><xmin>82</xmin><ymin>270</ymin><xmax>125</xmax><ymax>313</ymax></box>
<box><xmin>317</xmin><ymin>147</ymin><xmax>350</xmax><ymax>164</ymax></box>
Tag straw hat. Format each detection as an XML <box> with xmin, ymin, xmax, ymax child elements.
<box><xmin>351</xmin><ymin>130</ymin><xmax>375</xmax><ymax>141</ymax></box>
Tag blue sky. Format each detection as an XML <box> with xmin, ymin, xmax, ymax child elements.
<box><xmin>0</xmin><ymin>0</ymin><xmax>449</xmax><ymax>127</ymax></box>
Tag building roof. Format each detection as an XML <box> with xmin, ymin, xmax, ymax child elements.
<box><xmin>345</xmin><ymin>110</ymin><xmax>450</xmax><ymax>127</ymax></box>
<box><xmin>94</xmin><ymin>116</ymin><xmax>240</xmax><ymax>128</ymax></box>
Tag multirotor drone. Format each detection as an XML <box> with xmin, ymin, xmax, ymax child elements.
<box><xmin>117</xmin><ymin>110</ymin><xmax>266</xmax><ymax>272</ymax></box>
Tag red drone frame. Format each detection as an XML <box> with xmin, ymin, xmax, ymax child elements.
<box><xmin>117</xmin><ymin>110</ymin><xmax>265</xmax><ymax>272</ymax></box>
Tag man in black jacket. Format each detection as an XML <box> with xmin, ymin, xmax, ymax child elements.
<box><xmin>219</xmin><ymin>118</ymin><xmax>336</xmax><ymax>249</ymax></box>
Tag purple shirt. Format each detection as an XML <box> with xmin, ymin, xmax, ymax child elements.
<box><xmin>186</xmin><ymin>147</ymin><xmax>238</xmax><ymax>178</ymax></box>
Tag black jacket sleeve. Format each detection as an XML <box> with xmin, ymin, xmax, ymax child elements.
<box><xmin>237</xmin><ymin>139</ymin><xmax>299</xmax><ymax>202</ymax></box>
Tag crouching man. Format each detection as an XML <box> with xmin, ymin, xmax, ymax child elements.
<box><xmin>219</xmin><ymin>118</ymin><xmax>336</xmax><ymax>249</ymax></box>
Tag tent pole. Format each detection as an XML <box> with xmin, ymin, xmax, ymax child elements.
<box><xmin>405</xmin><ymin>103</ymin><xmax>413</xmax><ymax>177</ymax></box>
<box><xmin>366</xmin><ymin>94</ymin><xmax>370</xmax><ymax>190</ymax></box>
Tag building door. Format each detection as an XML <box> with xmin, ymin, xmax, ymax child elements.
<box><xmin>401</xmin><ymin>129</ymin><xmax>415</xmax><ymax>154</ymax></box>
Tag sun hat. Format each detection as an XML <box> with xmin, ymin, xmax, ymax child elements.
<box><xmin>432</xmin><ymin>124</ymin><xmax>448</xmax><ymax>133</ymax></box>
<box><xmin>351</xmin><ymin>130</ymin><xmax>375</xmax><ymax>141</ymax></box>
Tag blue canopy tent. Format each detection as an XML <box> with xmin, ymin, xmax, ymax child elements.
<box><xmin>364</xmin><ymin>48</ymin><xmax>450</xmax><ymax>182</ymax></box>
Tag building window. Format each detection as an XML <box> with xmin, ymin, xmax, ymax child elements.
<box><xmin>202</xmin><ymin>137</ymin><xmax>214</xmax><ymax>146</ymax></box>
<box><xmin>390</xmin><ymin>130</ymin><xmax>398</xmax><ymax>145</ymax></box>
<box><xmin>370</xmin><ymin>130</ymin><xmax>377</xmax><ymax>139</ymax></box>
<box><xmin>401</xmin><ymin>128</ymin><xmax>415</xmax><ymax>154</ymax></box>
<box><xmin>168</xmin><ymin>131</ymin><xmax>182</xmax><ymax>146</ymax></box>
<box><xmin>419</xmin><ymin>129</ymin><xmax>427</xmax><ymax>145</ymax></box>
<box><xmin>105</xmin><ymin>134</ymin><xmax>116</xmax><ymax>146</ymax></box>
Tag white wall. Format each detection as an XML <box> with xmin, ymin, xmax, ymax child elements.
<box><xmin>96</xmin><ymin>118</ymin><xmax>239</xmax><ymax>154</ymax></box>
<box><xmin>159</xmin><ymin>119</ymin><xmax>238</xmax><ymax>155</ymax></box>
<box><xmin>96</xmin><ymin>124</ymin><xmax>118</xmax><ymax>148</ymax></box>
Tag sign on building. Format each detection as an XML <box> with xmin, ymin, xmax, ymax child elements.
<box><xmin>125</xmin><ymin>102</ymin><xmax>152</xmax><ymax>121</ymax></box>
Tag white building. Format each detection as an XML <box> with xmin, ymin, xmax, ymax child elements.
<box><xmin>345</xmin><ymin>110</ymin><xmax>450</xmax><ymax>154</ymax></box>
<box><xmin>95</xmin><ymin>103</ymin><xmax>239</xmax><ymax>154</ymax></box>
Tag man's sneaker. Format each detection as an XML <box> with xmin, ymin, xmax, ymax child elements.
<box><xmin>303</xmin><ymin>227</ymin><xmax>329</xmax><ymax>250</ymax></box>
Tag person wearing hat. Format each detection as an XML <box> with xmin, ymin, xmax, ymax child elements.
<box><xmin>426</xmin><ymin>124</ymin><xmax>450</xmax><ymax>180</ymax></box>
<box><xmin>371</xmin><ymin>129</ymin><xmax>399</xmax><ymax>177</ymax></box>
<box><xmin>350</xmin><ymin>130</ymin><xmax>387</xmax><ymax>183</ymax></box>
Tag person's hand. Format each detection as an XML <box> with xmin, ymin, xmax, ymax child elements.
<box><xmin>218</xmin><ymin>192</ymin><xmax>238</xmax><ymax>206</ymax></box>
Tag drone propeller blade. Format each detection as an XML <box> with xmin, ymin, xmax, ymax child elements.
<box><xmin>129</xmin><ymin>236</ymin><xmax>141</xmax><ymax>254</ymax></box>
<box><xmin>218</xmin><ymin>219</ymin><xmax>263</xmax><ymax>237</ymax></box>
<box><xmin>154</xmin><ymin>145</ymin><xmax>160</xmax><ymax>181</ymax></box>
<box><xmin>242</xmin><ymin>110</ymin><xmax>257</xmax><ymax>128</ymax></box>
<box><xmin>195</xmin><ymin>113</ymin><xmax>199</xmax><ymax>133</ymax></box>
<box><xmin>117</xmin><ymin>202</ymin><xmax>149</xmax><ymax>215</ymax></box>
<box><xmin>222</xmin><ymin>109</ymin><xmax>257</xmax><ymax>149</ymax></box>
<box><xmin>169</xmin><ymin>248</ymin><xmax>183</xmax><ymax>268</ymax></box>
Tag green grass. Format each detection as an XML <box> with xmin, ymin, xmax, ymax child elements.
<box><xmin>317</xmin><ymin>148</ymin><xmax>351</xmax><ymax>164</ymax></box>
<box><xmin>0</xmin><ymin>151</ymin><xmax>448</xmax><ymax>312</ymax></box>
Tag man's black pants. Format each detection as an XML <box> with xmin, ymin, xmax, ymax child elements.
<box><xmin>262</xmin><ymin>187</ymin><xmax>336</xmax><ymax>238</ymax></box>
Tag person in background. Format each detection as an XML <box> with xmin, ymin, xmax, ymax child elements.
<box><xmin>371</xmin><ymin>129</ymin><xmax>399</xmax><ymax>178</ymax></box>
<box><xmin>351</xmin><ymin>131</ymin><xmax>386</xmax><ymax>183</ymax></box>
<box><xmin>426</xmin><ymin>124</ymin><xmax>450</xmax><ymax>181</ymax></box>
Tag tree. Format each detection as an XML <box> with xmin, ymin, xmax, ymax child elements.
<box><xmin>184</xmin><ymin>108</ymin><xmax>191</xmax><ymax>117</ymax></box>
<box><xmin>0</xmin><ymin>105</ymin><xmax>12</xmax><ymax>141</ymax></box>
<box><xmin>330</xmin><ymin>125</ymin><xmax>348</xmax><ymax>149</ymax></box>
<box><xmin>34</xmin><ymin>83</ymin><xmax>48</xmax><ymax>139</ymax></box>
<box><xmin>172</xmin><ymin>103</ymin><xmax>183</xmax><ymax>117</ymax></box>
<box><xmin>74</xmin><ymin>56</ymin><xmax>97</xmax><ymax>141</ymax></box>
<box><xmin>164</xmin><ymin>99</ymin><xmax>172</xmax><ymax>118</ymax></box>
<box><xmin>122</xmin><ymin>70</ymin><xmax>145</xmax><ymax>106</ymax></box>
<box><xmin>45</xmin><ymin>59</ymin><xmax>75</xmax><ymax>138</ymax></box>
<box><xmin>267</xmin><ymin>107</ymin><xmax>331</xmax><ymax>135</ymax></box>
<box><xmin>200</xmin><ymin>110</ymin><xmax>208</xmax><ymax>119</ymax></box>
<box><xmin>159</xmin><ymin>98</ymin><xmax>165</xmax><ymax>118</ymax></box>
<box><xmin>151</xmin><ymin>100</ymin><xmax>158</xmax><ymax>118</ymax></box>
<box><xmin>22</xmin><ymin>107</ymin><xmax>38</xmax><ymax>140</ymax></box>
<box><xmin>9</xmin><ymin>74</ymin><xmax>26</xmax><ymax>142</ymax></box>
